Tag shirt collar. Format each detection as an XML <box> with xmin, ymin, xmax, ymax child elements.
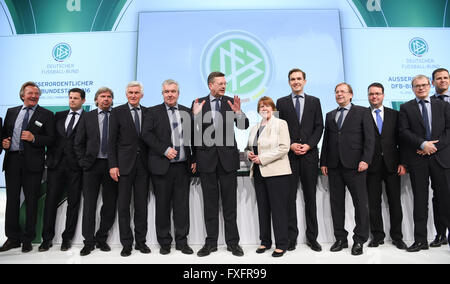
<box><xmin>70</xmin><ymin>108</ymin><xmax>83</xmax><ymax>115</ymax></box>
<box><xmin>370</xmin><ymin>105</ymin><xmax>384</xmax><ymax>113</ymax></box>
<box><xmin>416</xmin><ymin>96</ymin><xmax>430</xmax><ymax>103</ymax></box>
<box><xmin>97</xmin><ymin>107</ymin><xmax>112</xmax><ymax>114</ymax></box>
<box><xmin>128</xmin><ymin>103</ymin><xmax>141</xmax><ymax>110</ymax></box>
<box><xmin>209</xmin><ymin>94</ymin><xmax>222</xmax><ymax>102</ymax></box>
<box><xmin>338</xmin><ymin>102</ymin><xmax>352</xmax><ymax>111</ymax></box>
<box><xmin>291</xmin><ymin>92</ymin><xmax>304</xmax><ymax>99</ymax></box>
<box><xmin>23</xmin><ymin>104</ymin><xmax>38</xmax><ymax>111</ymax></box>
<box><xmin>435</xmin><ymin>90</ymin><xmax>450</xmax><ymax>97</ymax></box>
<box><xmin>165</xmin><ymin>103</ymin><xmax>178</xmax><ymax>110</ymax></box>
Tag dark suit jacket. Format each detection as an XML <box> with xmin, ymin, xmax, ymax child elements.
<box><xmin>276</xmin><ymin>94</ymin><xmax>324</xmax><ymax>164</ymax></box>
<box><xmin>191</xmin><ymin>95</ymin><xmax>249</xmax><ymax>173</ymax></box>
<box><xmin>2</xmin><ymin>105</ymin><xmax>55</xmax><ymax>172</ymax></box>
<box><xmin>142</xmin><ymin>103</ymin><xmax>194</xmax><ymax>175</ymax></box>
<box><xmin>74</xmin><ymin>109</ymin><xmax>103</xmax><ymax>171</ymax></box>
<box><xmin>46</xmin><ymin>110</ymin><xmax>84</xmax><ymax>170</ymax></box>
<box><xmin>320</xmin><ymin>104</ymin><xmax>375</xmax><ymax>170</ymax></box>
<box><xmin>399</xmin><ymin>98</ymin><xmax>450</xmax><ymax>168</ymax></box>
<box><xmin>107</xmin><ymin>103</ymin><xmax>148</xmax><ymax>175</ymax></box>
<box><xmin>368</xmin><ymin>107</ymin><xmax>404</xmax><ymax>174</ymax></box>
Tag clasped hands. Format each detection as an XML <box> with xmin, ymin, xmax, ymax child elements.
<box><xmin>417</xmin><ymin>140</ymin><xmax>439</xmax><ymax>156</ymax></box>
<box><xmin>247</xmin><ymin>151</ymin><xmax>261</xmax><ymax>165</ymax></box>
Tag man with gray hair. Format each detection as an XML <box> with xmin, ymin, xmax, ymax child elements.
<box><xmin>74</xmin><ymin>86</ymin><xmax>118</xmax><ymax>256</ymax></box>
<box><xmin>108</xmin><ymin>81</ymin><xmax>150</xmax><ymax>257</ymax></box>
<box><xmin>399</xmin><ymin>74</ymin><xmax>450</xmax><ymax>252</ymax></box>
<box><xmin>142</xmin><ymin>79</ymin><xmax>196</xmax><ymax>255</ymax></box>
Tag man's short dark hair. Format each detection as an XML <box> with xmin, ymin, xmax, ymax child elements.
<box><xmin>69</xmin><ymin>88</ymin><xmax>86</xmax><ymax>99</ymax></box>
<box><xmin>432</xmin><ymin>68</ymin><xmax>449</xmax><ymax>80</ymax></box>
<box><xmin>367</xmin><ymin>82</ymin><xmax>384</xmax><ymax>93</ymax></box>
<box><xmin>288</xmin><ymin>68</ymin><xmax>306</xmax><ymax>80</ymax></box>
<box><xmin>207</xmin><ymin>71</ymin><xmax>225</xmax><ymax>85</ymax></box>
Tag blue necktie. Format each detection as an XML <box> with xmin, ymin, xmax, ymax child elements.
<box><xmin>19</xmin><ymin>107</ymin><xmax>31</xmax><ymax>151</ymax></box>
<box><xmin>337</xmin><ymin>107</ymin><xmax>345</xmax><ymax>130</ymax></box>
<box><xmin>132</xmin><ymin>107</ymin><xmax>140</xmax><ymax>135</ymax></box>
<box><xmin>213</xmin><ymin>98</ymin><xmax>221</xmax><ymax>128</ymax></box>
<box><xmin>375</xmin><ymin>109</ymin><xmax>383</xmax><ymax>135</ymax></box>
<box><xmin>295</xmin><ymin>95</ymin><xmax>301</xmax><ymax>123</ymax></box>
<box><xmin>101</xmin><ymin>110</ymin><xmax>109</xmax><ymax>155</ymax></box>
<box><xmin>419</xmin><ymin>100</ymin><xmax>431</xmax><ymax>140</ymax></box>
<box><xmin>169</xmin><ymin>107</ymin><xmax>180</xmax><ymax>161</ymax></box>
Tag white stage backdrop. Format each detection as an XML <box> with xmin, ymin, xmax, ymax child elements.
<box><xmin>52</xmin><ymin>175</ymin><xmax>437</xmax><ymax>246</ymax></box>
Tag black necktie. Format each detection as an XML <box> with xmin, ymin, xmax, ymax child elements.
<box><xmin>419</xmin><ymin>100</ymin><xmax>431</xmax><ymax>140</ymax></box>
<box><xmin>19</xmin><ymin>107</ymin><xmax>31</xmax><ymax>151</ymax></box>
<box><xmin>132</xmin><ymin>107</ymin><xmax>140</xmax><ymax>135</ymax></box>
<box><xmin>101</xmin><ymin>110</ymin><xmax>109</xmax><ymax>155</ymax></box>
<box><xmin>169</xmin><ymin>107</ymin><xmax>180</xmax><ymax>161</ymax></box>
<box><xmin>337</xmin><ymin>107</ymin><xmax>345</xmax><ymax>130</ymax></box>
<box><xmin>295</xmin><ymin>95</ymin><xmax>301</xmax><ymax>123</ymax></box>
<box><xmin>66</xmin><ymin>112</ymin><xmax>77</xmax><ymax>137</ymax></box>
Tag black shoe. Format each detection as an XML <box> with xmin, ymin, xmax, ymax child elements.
<box><xmin>368</xmin><ymin>239</ymin><xmax>384</xmax><ymax>247</ymax></box>
<box><xmin>256</xmin><ymin>246</ymin><xmax>270</xmax><ymax>254</ymax></box>
<box><xmin>351</xmin><ymin>242</ymin><xmax>364</xmax><ymax>256</ymax></box>
<box><xmin>80</xmin><ymin>245</ymin><xmax>95</xmax><ymax>256</ymax></box>
<box><xmin>272</xmin><ymin>249</ymin><xmax>286</xmax><ymax>257</ymax></box>
<box><xmin>392</xmin><ymin>239</ymin><xmax>407</xmax><ymax>250</ymax></box>
<box><xmin>38</xmin><ymin>241</ymin><xmax>53</xmax><ymax>252</ymax></box>
<box><xmin>160</xmin><ymin>245</ymin><xmax>171</xmax><ymax>255</ymax></box>
<box><xmin>21</xmin><ymin>243</ymin><xmax>33</xmax><ymax>253</ymax></box>
<box><xmin>197</xmin><ymin>244</ymin><xmax>218</xmax><ymax>257</ymax></box>
<box><xmin>227</xmin><ymin>244</ymin><xmax>244</xmax><ymax>256</ymax></box>
<box><xmin>430</xmin><ymin>235</ymin><xmax>448</xmax><ymax>247</ymax></box>
<box><xmin>287</xmin><ymin>241</ymin><xmax>296</xmax><ymax>251</ymax></box>
<box><xmin>0</xmin><ymin>239</ymin><xmax>21</xmax><ymax>252</ymax></box>
<box><xmin>60</xmin><ymin>240</ymin><xmax>72</xmax><ymax>251</ymax></box>
<box><xmin>306</xmin><ymin>239</ymin><xmax>322</xmax><ymax>252</ymax></box>
<box><xmin>176</xmin><ymin>244</ymin><xmax>194</xmax><ymax>255</ymax></box>
<box><xmin>121</xmin><ymin>247</ymin><xmax>132</xmax><ymax>257</ymax></box>
<box><xmin>330</xmin><ymin>240</ymin><xmax>348</xmax><ymax>252</ymax></box>
<box><xmin>135</xmin><ymin>243</ymin><xmax>151</xmax><ymax>254</ymax></box>
<box><xmin>407</xmin><ymin>242</ymin><xmax>429</xmax><ymax>252</ymax></box>
<box><xmin>96</xmin><ymin>241</ymin><xmax>111</xmax><ymax>252</ymax></box>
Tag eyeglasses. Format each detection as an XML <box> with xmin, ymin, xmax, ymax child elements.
<box><xmin>412</xmin><ymin>83</ymin><xmax>430</xmax><ymax>89</ymax></box>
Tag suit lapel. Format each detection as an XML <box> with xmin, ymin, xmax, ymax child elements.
<box><xmin>57</xmin><ymin>110</ymin><xmax>69</xmax><ymax>137</ymax></box>
<box><xmin>329</xmin><ymin>109</ymin><xmax>338</xmax><ymax>130</ymax></box>
<box><xmin>26</xmin><ymin>105</ymin><xmax>42</xmax><ymax>130</ymax></box>
<box><xmin>412</xmin><ymin>100</ymin><xmax>426</xmax><ymax>130</ymax></box>
<box><xmin>340</xmin><ymin>104</ymin><xmax>355</xmax><ymax>130</ymax></box>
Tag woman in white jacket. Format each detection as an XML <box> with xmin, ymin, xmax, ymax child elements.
<box><xmin>246</xmin><ymin>96</ymin><xmax>292</xmax><ymax>257</ymax></box>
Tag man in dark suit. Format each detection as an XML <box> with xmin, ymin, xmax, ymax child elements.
<box><xmin>0</xmin><ymin>81</ymin><xmax>55</xmax><ymax>253</ymax></box>
<box><xmin>74</xmin><ymin>87</ymin><xmax>118</xmax><ymax>256</ymax></box>
<box><xmin>142</xmin><ymin>79</ymin><xmax>196</xmax><ymax>255</ymax></box>
<box><xmin>320</xmin><ymin>82</ymin><xmax>374</xmax><ymax>256</ymax></box>
<box><xmin>399</xmin><ymin>74</ymin><xmax>450</xmax><ymax>252</ymax></box>
<box><xmin>108</xmin><ymin>81</ymin><xmax>150</xmax><ymax>257</ymax></box>
<box><xmin>429</xmin><ymin>68</ymin><xmax>450</xmax><ymax>247</ymax></box>
<box><xmin>39</xmin><ymin>88</ymin><xmax>86</xmax><ymax>252</ymax></box>
<box><xmin>191</xmin><ymin>71</ymin><xmax>249</xmax><ymax>257</ymax></box>
<box><xmin>276</xmin><ymin>68</ymin><xmax>323</xmax><ymax>251</ymax></box>
<box><xmin>365</xmin><ymin>82</ymin><xmax>407</xmax><ymax>250</ymax></box>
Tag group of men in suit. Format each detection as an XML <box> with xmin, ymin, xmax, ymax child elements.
<box><xmin>0</xmin><ymin>67</ymin><xmax>449</xmax><ymax>257</ymax></box>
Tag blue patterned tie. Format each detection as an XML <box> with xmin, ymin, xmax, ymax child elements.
<box><xmin>336</xmin><ymin>107</ymin><xmax>345</xmax><ymax>130</ymax></box>
<box><xmin>132</xmin><ymin>107</ymin><xmax>140</xmax><ymax>135</ymax></box>
<box><xmin>19</xmin><ymin>107</ymin><xmax>31</xmax><ymax>151</ymax></box>
<box><xmin>101</xmin><ymin>110</ymin><xmax>109</xmax><ymax>155</ymax></box>
<box><xmin>419</xmin><ymin>100</ymin><xmax>431</xmax><ymax>140</ymax></box>
<box><xmin>295</xmin><ymin>95</ymin><xmax>301</xmax><ymax>123</ymax></box>
<box><xmin>375</xmin><ymin>109</ymin><xmax>383</xmax><ymax>135</ymax></box>
<box><xmin>169</xmin><ymin>107</ymin><xmax>180</xmax><ymax>161</ymax></box>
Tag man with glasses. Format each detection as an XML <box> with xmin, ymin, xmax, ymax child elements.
<box><xmin>399</xmin><ymin>75</ymin><xmax>450</xmax><ymax>252</ymax></box>
<box><xmin>366</xmin><ymin>82</ymin><xmax>407</xmax><ymax>250</ymax></box>
<box><xmin>320</xmin><ymin>82</ymin><xmax>374</xmax><ymax>256</ymax></box>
